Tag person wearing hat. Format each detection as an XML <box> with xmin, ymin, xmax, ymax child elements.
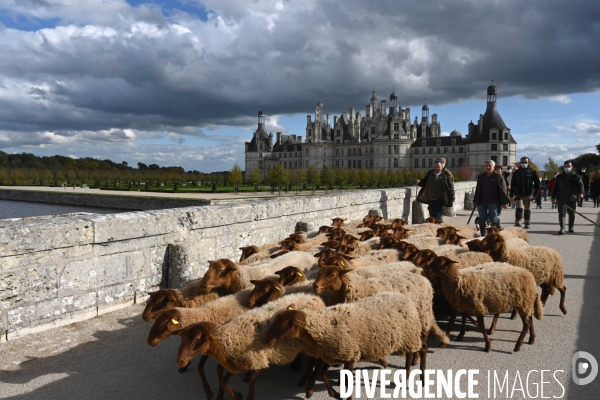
<box><xmin>509</xmin><ymin>156</ymin><xmax>540</xmax><ymax>229</ymax></box>
<box><xmin>551</xmin><ymin>160</ymin><xmax>584</xmax><ymax>234</ymax></box>
<box><xmin>473</xmin><ymin>160</ymin><xmax>511</xmax><ymax>236</ymax></box>
<box><xmin>416</xmin><ymin>158</ymin><xmax>455</xmax><ymax>222</ymax></box>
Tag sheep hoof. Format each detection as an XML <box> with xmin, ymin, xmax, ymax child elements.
<box><xmin>234</xmin><ymin>392</ymin><xmax>243</xmax><ymax>400</ymax></box>
<box><xmin>306</xmin><ymin>389</ymin><xmax>314</xmax><ymax>398</ymax></box>
<box><xmin>456</xmin><ymin>334</ymin><xmax>464</xmax><ymax>342</ymax></box>
<box><xmin>177</xmin><ymin>366</ymin><xmax>188</xmax><ymax>373</ymax></box>
<box><xmin>560</xmin><ymin>306</ymin><xmax>567</xmax><ymax>315</ymax></box>
<box><xmin>487</xmin><ymin>329</ymin><xmax>493</xmax><ymax>335</ymax></box>
<box><xmin>206</xmin><ymin>392</ymin><xmax>214</xmax><ymax>400</ymax></box>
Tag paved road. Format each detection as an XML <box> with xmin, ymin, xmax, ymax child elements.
<box><xmin>1</xmin><ymin>201</ymin><xmax>599</xmax><ymax>399</ymax></box>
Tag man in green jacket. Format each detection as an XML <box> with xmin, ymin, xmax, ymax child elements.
<box><xmin>416</xmin><ymin>158</ymin><xmax>455</xmax><ymax>222</ymax></box>
<box><xmin>551</xmin><ymin>160</ymin><xmax>584</xmax><ymax>235</ymax></box>
<box><xmin>473</xmin><ymin>160</ymin><xmax>511</xmax><ymax>236</ymax></box>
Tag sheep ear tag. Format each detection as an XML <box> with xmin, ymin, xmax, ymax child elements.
<box><xmin>275</xmin><ymin>287</ymin><xmax>282</xmax><ymax>291</ymax></box>
<box><xmin>287</xmin><ymin>306</ymin><xmax>295</xmax><ymax>311</ymax></box>
<box><xmin>296</xmin><ymin>272</ymin><xmax>304</xmax><ymax>277</ymax></box>
<box><xmin>207</xmin><ymin>333</ymin><xmax>215</xmax><ymax>340</ymax></box>
<box><xmin>171</xmin><ymin>319</ymin><xmax>180</xmax><ymax>325</ymax></box>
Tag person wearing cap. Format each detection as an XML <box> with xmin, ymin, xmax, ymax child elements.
<box><xmin>473</xmin><ymin>160</ymin><xmax>510</xmax><ymax>236</ymax></box>
<box><xmin>551</xmin><ymin>160</ymin><xmax>584</xmax><ymax>234</ymax></box>
<box><xmin>416</xmin><ymin>158</ymin><xmax>455</xmax><ymax>222</ymax></box>
<box><xmin>509</xmin><ymin>156</ymin><xmax>540</xmax><ymax>229</ymax></box>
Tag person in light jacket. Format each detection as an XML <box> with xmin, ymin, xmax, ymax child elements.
<box><xmin>416</xmin><ymin>158</ymin><xmax>455</xmax><ymax>222</ymax></box>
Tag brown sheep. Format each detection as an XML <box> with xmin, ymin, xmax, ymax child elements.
<box><xmin>425</xmin><ymin>217</ymin><xmax>443</xmax><ymax>224</ymax></box>
<box><xmin>274</xmin><ymin>266</ymin><xmax>307</xmax><ymax>286</ymax></box>
<box><xmin>378</xmin><ymin>235</ymin><xmax>399</xmax><ymax>249</ymax></box>
<box><xmin>318</xmin><ymin>225</ymin><xmax>334</xmax><ymax>234</ymax></box>
<box><xmin>426</xmin><ymin>256</ymin><xmax>543</xmax><ymax>352</ymax></box>
<box><xmin>391</xmin><ymin>218</ymin><xmax>406</xmax><ymax>228</ymax></box>
<box><xmin>479</xmin><ymin>233</ymin><xmax>566</xmax><ymax>315</ymax></box>
<box><xmin>359</xmin><ymin>230</ymin><xmax>376</xmax><ymax>241</ymax></box>
<box><xmin>142</xmin><ymin>285</ymin><xmax>225</xmax><ymax>322</ymax></box>
<box><xmin>331</xmin><ymin>217</ymin><xmax>346</xmax><ymax>227</ymax></box>
<box><xmin>486</xmin><ymin>226</ymin><xmax>529</xmax><ymax>242</ymax></box>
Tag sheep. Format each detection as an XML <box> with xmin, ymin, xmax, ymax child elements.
<box><xmin>359</xmin><ymin>230</ymin><xmax>376</xmax><ymax>241</ymax></box>
<box><xmin>174</xmin><ymin>292</ymin><xmax>327</xmax><ymax>400</ymax></box>
<box><xmin>403</xmin><ymin>222</ymin><xmax>440</xmax><ymax>237</ymax></box>
<box><xmin>486</xmin><ymin>226</ymin><xmax>530</xmax><ymax>242</ymax></box>
<box><xmin>312</xmin><ymin>266</ymin><xmax>450</xmax><ymax>348</ymax></box>
<box><xmin>197</xmin><ymin>252</ymin><xmax>319</xmax><ymax>295</ymax></box>
<box><xmin>238</xmin><ymin>242</ymin><xmax>282</xmax><ymax>265</ymax></box>
<box><xmin>430</xmin><ymin>244</ymin><xmax>467</xmax><ymax>257</ymax></box>
<box><xmin>142</xmin><ymin>283</ymin><xmax>225</xmax><ymax>322</ymax></box>
<box><xmin>425</xmin><ymin>256</ymin><xmax>543</xmax><ymax>352</ymax></box>
<box><xmin>265</xmin><ymin>292</ymin><xmax>425</xmax><ymax>399</ymax></box>
<box><xmin>349</xmin><ymin>261</ymin><xmax>422</xmax><ymax>278</ymax></box>
<box><xmin>425</xmin><ymin>217</ymin><xmax>443</xmax><ymax>224</ymax></box>
<box><xmin>331</xmin><ymin>217</ymin><xmax>346</xmax><ymax>227</ymax></box>
<box><xmin>437</xmin><ymin>225</ymin><xmax>479</xmax><ymax>240</ymax></box>
<box><xmin>479</xmin><ymin>233</ymin><xmax>566</xmax><ymax>315</ymax></box>
<box><xmin>321</xmin><ymin>249</ymin><xmax>404</xmax><ymax>270</ymax></box>
<box><xmin>402</xmin><ymin>235</ymin><xmax>445</xmax><ymax>249</ymax></box>
<box><xmin>274</xmin><ymin>266</ymin><xmax>307</xmax><ymax>286</ymax></box>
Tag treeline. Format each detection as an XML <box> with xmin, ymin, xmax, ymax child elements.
<box><xmin>0</xmin><ymin>151</ymin><xmax>229</xmax><ymax>185</ymax></box>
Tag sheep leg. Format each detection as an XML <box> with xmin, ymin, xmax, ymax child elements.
<box><xmin>216</xmin><ymin>364</ymin><xmax>225</xmax><ymax>400</ymax></box>
<box><xmin>289</xmin><ymin>354</ymin><xmax>302</xmax><ymax>373</ymax></box>
<box><xmin>318</xmin><ymin>363</ymin><xmax>340</xmax><ymax>400</ymax></box>
<box><xmin>306</xmin><ymin>359</ymin><xmax>324</xmax><ymax>398</ymax></box>
<box><xmin>558</xmin><ymin>286</ymin><xmax>567</xmax><ymax>315</ymax></box>
<box><xmin>178</xmin><ymin>360</ymin><xmax>190</xmax><ymax>373</ymax></box>
<box><xmin>475</xmin><ymin>315</ymin><xmax>492</xmax><ymax>352</ymax></box>
<box><xmin>445</xmin><ymin>308</ymin><xmax>457</xmax><ymax>337</ymax></box>
<box><xmin>242</xmin><ymin>371</ymin><xmax>251</xmax><ymax>383</ymax></box>
<box><xmin>405</xmin><ymin>352</ymin><xmax>414</xmax><ymax>374</ymax></box>
<box><xmin>488</xmin><ymin>314</ymin><xmax>499</xmax><ymax>335</ymax></box>
<box><xmin>412</xmin><ymin>349</ymin><xmax>420</xmax><ymax>366</ymax></box>
<box><xmin>510</xmin><ymin>309</ymin><xmax>518</xmax><ymax>320</ymax></box>
<box><xmin>419</xmin><ymin>346</ymin><xmax>427</xmax><ymax>387</ymax></box>
<box><xmin>378</xmin><ymin>358</ymin><xmax>388</xmax><ymax>368</ymax></box>
<box><xmin>528</xmin><ymin>316</ymin><xmax>536</xmax><ymax>345</ymax></box>
<box><xmin>221</xmin><ymin>370</ymin><xmax>243</xmax><ymax>400</ymax></box>
<box><xmin>456</xmin><ymin>313</ymin><xmax>468</xmax><ymax>341</ymax></box>
<box><xmin>196</xmin><ymin>355</ymin><xmax>213</xmax><ymax>400</ymax></box>
<box><xmin>540</xmin><ymin>285</ymin><xmax>550</xmax><ymax>305</ymax></box>
<box><xmin>298</xmin><ymin>357</ymin><xmax>317</xmax><ymax>386</ymax></box>
<box><xmin>514</xmin><ymin>309</ymin><xmax>530</xmax><ymax>352</ymax></box>
<box><xmin>245</xmin><ymin>370</ymin><xmax>260</xmax><ymax>400</ymax></box>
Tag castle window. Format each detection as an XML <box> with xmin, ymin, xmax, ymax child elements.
<box><xmin>451</xmin><ymin>139</ymin><xmax>456</xmax><ymax>145</ymax></box>
<box><xmin>348</xmin><ymin>160</ymin><xmax>352</xmax><ymax>168</ymax></box>
<box><xmin>394</xmin><ymin>122</ymin><xmax>399</xmax><ymax>131</ymax></box>
<box><xmin>491</xmin><ymin>144</ymin><xmax>498</xmax><ymax>151</ymax></box>
<box><xmin>503</xmin><ymin>144</ymin><xmax>508</xmax><ymax>151</ymax></box>
<box><xmin>436</xmin><ymin>140</ymin><xmax>441</xmax><ymax>146</ymax></box>
<box><xmin>259</xmin><ymin>153</ymin><xmax>262</xmax><ymax>158</ymax></box>
<box><xmin>394</xmin><ymin>134</ymin><xmax>399</xmax><ymax>139</ymax></box>
<box><xmin>491</xmin><ymin>155</ymin><xmax>498</xmax><ymax>164</ymax></box>
<box><xmin>458</xmin><ymin>158</ymin><xmax>464</xmax><ymax>167</ymax></box>
<box><xmin>336</xmin><ymin>149</ymin><xmax>339</xmax><ymax>156</ymax></box>
<box><xmin>336</xmin><ymin>129</ymin><xmax>341</xmax><ymax>137</ymax></box>
<box><xmin>353</xmin><ymin>160</ymin><xmax>357</xmax><ymax>168</ymax></box>
<box><xmin>394</xmin><ymin>145</ymin><xmax>399</xmax><ymax>154</ymax></box>
<box><xmin>336</xmin><ymin>139</ymin><xmax>340</xmax><ymax>144</ymax></box>
<box><xmin>358</xmin><ymin>148</ymin><xmax>362</xmax><ymax>156</ymax></box>
<box><xmin>388</xmin><ymin>158</ymin><xmax>391</xmax><ymax>168</ymax></box>
<box><xmin>415</xmin><ymin>159</ymin><xmax>419</xmax><ymax>168</ymax></box>
<box><xmin>437</xmin><ymin>148</ymin><xmax>441</xmax><ymax>154</ymax></box>
<box><xmin>459</xmin><ymin>147</ymin><xmax>464</xmax><ymax>153</ymax></box>
<box><xmin>492</xmin><ymin>132</ymin><xmax>497</xmax><ymax>140</ymax></box>
<box><xmin>353</xmin><ymin>148</ymin><xmax>357</xmax><ymax>157</ymax></box>
<box><xmin>422</xmin><ymin>159</ymin><xmax>425</xmax><ymax>168</ymax></box>
<box><xmin>452</xmin><ymin>147</ymin><xmax>455</xmax><ymax>154</ymax></box>
<box><xmin>429</xmin><ymin>158</ymin><xmax>433</xmax><ymax>167</ymax></box>
<box><xmin>422</xmin><ymin>140</ymin><xmax>426</xmax><ymax>146</ymax></box>
<box><xmin>415</xmin><ymin>148</ymin><xmax>419</xmax><ymax>155</ymax></box>
<box><xmin>308</xmin><ymin>129</ymin><xmax>312</xmax><ymax>136</ymax></box>
<box><xmin>371</xmin><ymin>148</ymin><xmax>373</xmax><ymax>156</ymax></box>
<box><xmin>393</xmin><ymin>158</ymin><xmax>398</xmax><ymax>168</ymax></box>
<box><xmin>284</xmin><ymin>161</ymin><xmax>287</xmax><ymax>168</ymax></box>
<box><xmin>305</xmin><ymin>161</ymin><xmax>308</xmax><ymax>168</ymax></box>
<box><xmin>451</xmin><ymin>158</ymin><xmax>455</xmax><ymax>167</ymax></box>
<box><xmin>388</xmin><ymin>145</ymin><xmax>392</xmax><ymax>155</ymax></box>
<box><xmin>503</xmin><ymin>156</ymin><xmax>508</xmax><ymax>166</ymax></box>
<box><xmin>429</xmin><ymin>148</ymin><xmax>433</xmax><ymax>154</ymax></box>
<box><xmin>504</xmin><ymin>132</ymin><xmax>508</xmax><ymax>140</ymax></box>
<box><xmin>371</xmin><ymin>127</ymin><xmax>376</xmax><ymax>135</ymax></box>
<box><xmin>284</xmin><ymin>153</ymin><xmax>287</xmax><ymax>158</ymax></box>
<box><xmin>444</xmin><ymin>147</ymin><xmax>448</xmax><ymax>154</ymax></box>
<box><xmin>294</xmin><ymin>161</ymin><xmax>298</xmax><ymax>169</ymax></box>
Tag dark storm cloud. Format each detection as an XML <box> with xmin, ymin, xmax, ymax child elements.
<box><xmin>0</xmin><ymin>0</ymin><xmax>599</xmax><ymax>144</ymax></box>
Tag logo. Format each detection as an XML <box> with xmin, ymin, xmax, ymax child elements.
<box><xmin>572</xmin><ymin>351</ymin><xmax>598</xmax><ymax>385</ymax></box>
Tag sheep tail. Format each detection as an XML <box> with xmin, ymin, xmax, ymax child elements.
<box><xmin>432</xmin><ymin>322</ymin><xmax>450</xmax><ymax>346</ymax></box>
<box><xmin>534</xmin><ymin>294</ymin><xmax>544</xmax><ymax>321</ymax></box>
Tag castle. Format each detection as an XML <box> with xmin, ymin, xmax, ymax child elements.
<box><xmin>245</xmin><ymin>85</ymin><xmax>517</xmax><ymax>179</ymax></box>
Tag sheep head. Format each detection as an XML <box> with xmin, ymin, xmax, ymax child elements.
<box><xmin>321</xmin><ymin>239</ymin><xmax>340</xmax><ymax>250</ymax></box>
<box><xmin>175</xmin><ymin>322</ymin><xmax>218</xmax><ymax>369</ymax></box>
<box><xmin>239</xmin><ymin>245</ymin><xmax>259</xmax><ymax>262</ymax></box>
<box><xmin>392</xmin><ymin>227</ymin><xmax>410</xmax><ymax>240</ymax></box>
<box><xmin>436</xmin><ymin>226</ymin><xmax>456</xmax><ymax>239</ymax></box>
<box><xmin>142</xmin><ymin>289</ymin><xmax>179</xmax><ymax>321</ymax></box>
<box><xmin>479</xmin><ymin>233</ymin><xmax>504</xmax><ymax>254</ymax></box>
<box><xmin>331</xmin><ymin>217</ymin><xmax>346</xmax><ymax>227</ymax></box>
<box><xmin>391</xmin><ymin>218</ymin><xmax>405</xmax><ymax>228</ymax></box>
<box><xmin>246</xmin><ymin>278</ymin><xmax>285</xmax><ymax>309</ymax></box>
<box><xmin>265</xmin><ymin>305</ymin><xmax>307</xmax><ymax>346</ymax></box>
<box><xmin>444</xmin><ymin>233</ymin><xmax>466</xmax><ymax>245</ymax></box>
<box><xmin>318</xmin><ymin>255</ymin><xmax>353</xmax><ymax>269</ymax></box>
<box><xmin>426</xmin><ymin>256</ymin><xmax>460</xmax><ymax>280</ymax></box>
<box><xmin>425</xmin><ymin>217</ymin><xmax>443</xmax><ymax>224</ymax></box>
<box><xmin>198</xmin><ymin>259</ymin><xmax>238</xmax><ymax>294</ymax></box>
<box><xmin>286</xmin><ymin>234</ymin><xmax>306</xmax><ymax>244</ymax></box>
<box><xmin>313</xmin><ymin>265</ymin><xmax>352</xmax><ymax>294</ymax></box>
<box><xmin>339</xmin><ymin>234</ymin><xmax>359</xmax><ymax>247</ymax></box>
<box><xmin>378</xmin><ymin>235</ymin><xmax>398</xmax><ymax>249</ymax></box>
<box><xmin>279</xmin><ymin>239</ymin><xmax>299</xmax><ymax>252</ymax></box>
<box><xmin>395</xmin><ymin>243</ymin><xmax>419</xmax><ymax>261</ymax></box>
<box><xmin>146</xmin><ymin>308</ymin><xmax>184</xmax><ymax>347</ymax></box>
<box><xmin>359</xmin><ymin>230</ymin><xmax>376</xmax><ymax>241</ymax></box>
<box><xmin>327</xmin><ymin>228</ymin><xmax>346</xmax><ymax>241</ymax></box>
<box><xmin>318</xmin><ymin>225</ymin><xmax>334</xmax><ymax>234</ymax></box>
<box><xmin>274</xmin><ymin>266</ymin><xmax>307</xmax><ymax>286</ymax></box>
<box><xmin>466</xmin><ymin>239</ymin><xmax>483</xmax><ymax>252</ymax></box>
<box><xmin>412</xmin><ymin>249</ymin><xmax>437</xmax><ymax>267</ymax></box>
<box><xmin>316</xmin><ymin>249</ymin><xmax>337</xmax><ymax>265</ymax></box>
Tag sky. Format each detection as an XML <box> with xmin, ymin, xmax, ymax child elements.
<box><xmin>0</xmin><ymin>0</ymin><xmax>599</xmax><ymax>172</ymax></box>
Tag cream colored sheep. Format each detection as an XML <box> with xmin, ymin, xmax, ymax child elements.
<box><xmin>265</xmin><ymin>292</ymin><xmax>425</xmax><ymax>398</ymax></box>
<box><xmin>427</xmin><ymin>257</ymin><xmax>543</xmax><ymax>352</ymax></box>
<box><xmin>345</xmin><ymin>249</ymin><xmax>404</xmax><ymax>269</ymax></box>
<box><xmin>486</xmin><ymin>226</ymin><xmax>529</xmax><ymax>242</ymax></box>
<box><xmin>313</xmin><ymin>267</ymin><xmax>450</xmax><ymax>346</ymax></box>
<box><xmin>350</xmin><ymin>261</ymin><xmax>422</xmax><ymax>278</ymax></box>
<box><xmin>403</xmin><ymin>235</ymin><xmax>445</xmax><ymax>249</ymax></box>
<box><xmin>480</xmin><ymin>233</ymin><xmax>566</xmax><ymax>315</ymax></box>
<box><xmin>430</xmin><ymin>244</ymin><xmax>467</xmax><ymax>257</ymax></box>
<box><xmin>404</xmin><ymin>222</ymin><xmax>440</xmax><ymax>237</ymax></box>
<box><xmin>175</xmin><ymin>292</ymin><xmax>327</xmax><ymax>400</ymax></box>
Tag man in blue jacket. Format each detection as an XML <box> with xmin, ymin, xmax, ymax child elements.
<box><xmin>509</xmin><ymin>156</ymin><xmax>540</xmax><ymax>229</ymax></box>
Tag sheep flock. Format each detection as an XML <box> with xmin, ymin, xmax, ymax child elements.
<box><xmin>142</xmin><ymin>214</ymin><xmax>566</xmax><ymax>400</ymax></box>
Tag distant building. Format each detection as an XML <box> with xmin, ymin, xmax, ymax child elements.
<box><xmin>245</xmin><ymin>85</ymin><xmax>516</xmax><ymax>179</ymax></box>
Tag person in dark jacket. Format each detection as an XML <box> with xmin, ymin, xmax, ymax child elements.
<box><xmin>509</xmin><ymin>156</ymin><xmax>540</xmax><ymax>229</ymax></box>
<box><xmin>551</xmin><ymin>161</ymin><xmax>584</xmax><ymax>234</ymax></box>
<box><xmin>416</xmin><ymin>158</ymin><xmax>455</xmax><ymax>222</ymax></box>
<box><xmin>577</xmin><ymin>166</ymin><xmax>589</xmax><ymax>206</ymax></box>
<box><xmin>473</xmin><ymin>160</ymin><xmax>511</xmax><ymax>236</ymax></box>
<box><xmin>494</xmin><ymin>165</ymin><xmax>509</xmax><ymax>216</ymax></box>
<box><xmin>590</xmin><ymin>170</ymin><xmax>600</xmax><ymax>208</ymax></box>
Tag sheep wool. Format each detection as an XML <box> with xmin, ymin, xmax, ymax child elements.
<box><xmin>301</xmin><ymin>292</ymin><xmax>422</xmax><ymax>365</ymax></box>
<box><xmin>347</xmin><ymin>249</ymin><xmax>403</xmax><ymax>269</ymax></box>
<box><xmin>403</xmin><ymin>236</ymin><xmax>445</xmax><ymax>250</ymax></box>
<box><xmin>173</xmin><ymin>288</ymin><xmax>253</xmax><ymax>327</ymax></box>
<box><xmin>351</xmin><ymin>262</ymin><xmax>422</xmax><ymax>279</ymax></box>
<box><xmin>177</xmin><ymin>282</ymin><xmax>222</xmax><ymax>308</ymax></box>
<box><xmin>404</xmin><ymin>223</ymin><xmax>440</xmax><ymax>237</ymax></box>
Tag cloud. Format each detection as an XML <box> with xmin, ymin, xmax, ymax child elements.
<box><xmin>1</xmin><ymin>0</ymin><xmax>600</xmax><ymax>171</ymax></box>
<box><xmin>517</xmin><ymin>142</ymin><xmax>597</xmax><ymax>167</ymax></box>
<box><xmin>556</xmin><ymin>122</ymin><xmax>600</xmax><ymax>137</ymax></box>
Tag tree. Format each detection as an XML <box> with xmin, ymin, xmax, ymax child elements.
<box><xmin>228</xmin><ymin>164</ymin><xmax>243</xmax><ymax>193</ymax></box>
<box><xmin>266</xmin><ymin>163</ymin><xmax>289</xmax><ymax>195</ymax></box>
<box><xmin>386</xmin><ymin>169</ymin><xmax>398</xmax><ymax>187</ymax></box>
<box><xmin>543</xmin><ymin>157</ymin><xmax>560</xmax><ymax>177</ymax></box>
<box><xmin>333</xmin><ymin>167</ymin><xmax>348</xmax><ymax>189</ymax></box>
<box><xmin>306</xmin><ymin>166</ymin><xmax>320</xmax><ymax>193</ymax></box>
<box><xmin>247</xmin><ymin>168</ymin><xmax>262</xmax><ymax>191</ymax></box>
<box><xmin>377</xmin><ymin>169</ymin><xmax>387</xmax><ymax>187</ymax></box>
<box><xmin>596</xmin><ymin>143</ymin><xmax>600</xmax><ymax>153</ymax></box>
<box><xmin>357</xmin><ymin>168</ymin><xmax>370</xmax><ymax>189</ymax></box>
<box><xmin>320</xmin><ymin>166</ymin><xmax>334</xmax><ymax>191</ymax></box>
<box><xmin>291</xmin><ymin>168</ymin><xmax>306</xmax><ymax>194</ymax></box>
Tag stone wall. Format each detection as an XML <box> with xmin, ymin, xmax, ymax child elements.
<box><xmin>0</xmin><ymin>188</ymin><xmax>210</xmax><ymax>210</ymax></box>
<box><xmin>0</xmin><ymin>182</ymin><xmax>475</xmax><ymax>342</ymax></box>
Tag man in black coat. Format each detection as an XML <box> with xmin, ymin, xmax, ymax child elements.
<box><xmin>509</xmin><ymin>156</ymin><xmax>540</xmax><ymax>229</ymax></box>
<box><xmin>577</xmin><ymin>166</ymin><xmax>589</xmax><ymax>206</ymax></box>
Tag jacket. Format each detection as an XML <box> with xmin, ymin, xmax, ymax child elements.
<box><xmin>474</xmin><ymin>172</ymin><xmax>511</xmax><ymax>206</ymax></box>
<box><xmin>417</xmin><ymin>169</ymin><xmax>455</xmax><ymax>207</ymax></box>
<box><xmin>577</xmin><ymin>171</ymin><xmax>589</xmax><ymax>190</ymax></box>
<box><xmin>551</xmin><ymin>171</ymin><xmax>584</xmax><ymax>203</ymax></box>
<box><xmin>509</xmin><ymin>167</ymin><xmax>540</xmax><ymax>197</ymax></box>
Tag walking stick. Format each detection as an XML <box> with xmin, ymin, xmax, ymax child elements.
<box><xmin>565</xmin><ymin>205</ymin><xmax>600</xmax><ymax>228</ymax></box>
<box><xmin>466</xmin><ymin>207</ymin><xmax>476</xmax><ymax>225</ymax></box>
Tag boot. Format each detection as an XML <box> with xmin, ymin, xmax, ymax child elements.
<box><xmin>568</xmin><ymin>213</ymin><xmax>575</xmax><ymax>233</ymax></box>
<box><xmin>514</xmin><ymin>208</ymin><xmax>523</xmax><ymax>227</ymax></box>
<box><xmin>524</xmin><ymin>210</ymin><xmax>531</xmax><ymax>229</ymax></box>
<box><xmin>493</xmin><ymin>221</ymin><xmax>502</xmax><ymax>229</ymax></box>
<box><xmin>558</xmin><ymin>213</ymin><xmax>565</xmax><ymax>235</ymax></box>
<box><xmin>478</xmin><ymin>222</ymin><xmax>487</xmax><ymax>237</ymax></box>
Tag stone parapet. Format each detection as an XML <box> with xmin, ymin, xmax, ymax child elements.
<box><xmin>0</xmin><ymin>182</ymin><xmax>475</xmax><ymax>341</ymax></box>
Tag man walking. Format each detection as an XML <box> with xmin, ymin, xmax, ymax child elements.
<box><xmin>416</xmin><ymin>158</ymin><xmax>455</xmax><ymax>222</ymax></box>
<box><xmin>577</xmin><ymin>166</ymin><xmax>589</xmax><ymax>206</ymax></box>
<box><xmin>473</xmin><ymin>160</ymin><xmax>510</xmax><ymax>236</ymax></box>
<box><xmin>509</xmin><ymin>156</ymin><xmax>540</xmax><ymax>228</ymax></box>
<box><xmin>551</xmin><ymin>161</ymin><xmax>584</xmax><ymax>235</ymax></box>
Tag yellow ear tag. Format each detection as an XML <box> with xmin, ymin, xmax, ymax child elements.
<box><xmin>296</xmin><ymin>272</ymin><xmax>304</xmax><ymax>277</ymax></box>
<box><xmin>287</xmin><ymin>306</ymin><xmax>295</xmax><ymax>311</ymax></box>
<box><xmin>171</xmin><ymin>319</ymin><xmax>180</xmax><ymax>325</ymax></box>
<box><xmin>170</xmin><ymin>297</ymin><xmax>177</xmax><ymax>302</ymax></box>
<box><xmin>275</xmin><ymin>287</ymin><xmax>282</xmax><ymax>291</ymax></box>
<box><xmin>208</xmin><ymin>333</ymin><xmax>215</xmax><ymax>340</ymax></box>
